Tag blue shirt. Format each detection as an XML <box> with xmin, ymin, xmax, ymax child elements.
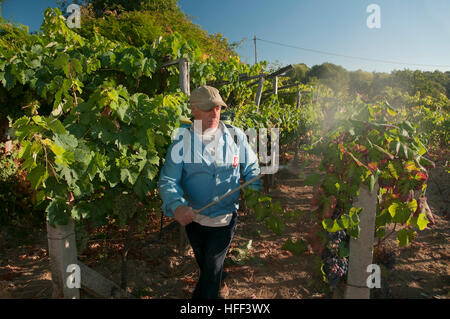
<box><xmin>158</xmin><ymin>121</ymin><xmax>262</xmax><ymax>218</ymax></box>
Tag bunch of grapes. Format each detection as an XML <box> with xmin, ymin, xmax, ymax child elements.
<box><xmin>322</xmin><ymin>254</ymin><xmax>349</xmax><ymax>287</ymax></box>
<box><xmin>322</xmin><ymin>230</ymin><xmax>349</xmax><ymax>287</ymax></box>
<box><xmin>327</xmin><ymin>230</ymin><xmax>347</xmax><ymax>242</ymax></box>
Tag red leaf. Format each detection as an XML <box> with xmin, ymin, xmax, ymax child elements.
<box><xmin>183</xmin><ymin>277</ymin><xmax>196</xmax><ymax>285</ymax></box>
<box><xmin>368</xmin><ymin>162</ymin><xmax>378</xmax><ymax>172</ymax></box>
<box><xmin>415</xmin><ymin>172</ymin><xmax>428</xmax><ymax>180</ymax></box>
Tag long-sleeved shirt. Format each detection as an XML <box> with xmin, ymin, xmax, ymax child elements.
<box><xmin>158</xmin><ymin>121</ymin><xmax>262</xmax><ymax>219</ymax></box>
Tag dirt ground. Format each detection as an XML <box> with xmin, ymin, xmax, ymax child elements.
<box><xmin>0</xmin><ymin>151</ymin><xmax>448</xmax><ymax>299</ymax></box>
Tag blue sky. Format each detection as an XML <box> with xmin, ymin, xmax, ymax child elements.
<box><xmin>2</xmin><ymin>0</ymin><xmax>450</xmax><ymax>73</ymax></box>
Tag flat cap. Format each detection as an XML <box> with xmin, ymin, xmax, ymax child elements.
<box><xmin>190</xmin><ymin>85</ymin><xmax>227</xmax><ymax>111</ymax></box>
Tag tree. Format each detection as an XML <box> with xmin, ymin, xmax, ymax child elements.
<box><xmin>289</xmin><ymin>63</ymin><xmax>310</xmax><ymax>84</ymax></box>
<box><xmin>308</xmin><ymin>62</ymin><xmax>350</xmax><ymax>94</ymax></box>
<box><xmin>445</xmin><ymin>71</ymin><xmax>450</xmax><ymax>97</ymax></box>
<box><xmin>349</xmin><ymin>70</ymin><xmax>373</xmax><ymax>96</ymax></box>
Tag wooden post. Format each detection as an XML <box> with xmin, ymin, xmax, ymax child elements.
<box><xmin>293</xmin><ymin>87</ymin><xmax>302</xmax><ymax>163</ymax></box>
<box><xmin>344</xmin><ymin>182</ymin><xmax>379</xmax><ymax>299</ymax></box>
<box><xmin>253</xmin><ymin>36</ymin><xmax>257</xmax><ymax>65</ymax></box>
<box><xmin>47</xmin><ymin>219</ymin><xmax>80</xmax><ymax>299</ymax></box>
<box><xmin>178</xmin><ymin>58</ymin><xmax>190</xmax><ymax>96</ymax></box>
<box><xmin>178</xmin><ymin>58</ymin><xmax>190</xmax><ymax>256</ymax></box>
<box><xmin>296</xmin><ymin>87</ymin><xmax>302</xmax><ymax>109</ymax></box>
<box><xmin>255</xmin><ymin>75</ymin><xmax>265</xmax><ymax>107</ymax></box>
<box><xmin>273</xmin><ymin>76</ymin><xmax>278</xmax><ymax>95</ymax></box>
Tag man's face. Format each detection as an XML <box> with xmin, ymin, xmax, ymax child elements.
<box><xmin>191</xmin><ymin>105</ymin><xmax>221</xmax><ymax>132</ymax></box>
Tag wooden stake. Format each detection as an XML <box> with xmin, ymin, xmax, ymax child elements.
<box><xmin>273</xmin><ymin>76</ymin><xmax>278</xmax><ymax>95</ymax></box>
<box><xmin>255</xmin><ymin>75</ymin><xmax>265</xmax><ymax>107</ymax></box>
<box><xmin>178</xmin><ymin>57</ymin><xmax>190</xmax><ymax>255</ymax></box>
<box><xmin>179</xmin><ymin>58</ymin><xmax>190</xmax><ymax>96</ymax></box>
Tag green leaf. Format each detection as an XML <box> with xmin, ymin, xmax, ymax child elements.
<box><xmin>14</xmin><ymin>125</ymin><xmax>35</xmax><ymax>141</ymax></box>
<box><xmin>322</xmin><ymin>218</ymin><xmax>343</xmax><ymax>232</ymax></box>
<box><xmin>18</xmin><ymin>140</ymin><xmax>31</xmax><ymax>159</ymax></box>
<box><xmin>397</xmin><ymin>228</ymin><xmax>409</xmax><ymax>247</ymax></box>
<box><xmin>54</xmin><ymin>133</ymin><xmax>78</xmax><ymax>150</ymax></box>
<box><xmin>347</xmin><ymin>225</ymin><xmax>360</xmax><ymax>238</ymax></box>
<box><xmin>13</xmin><ymin>116</ymin><xmax>30</xmax><ymax>128</ymax></box>
<box><xmin>58</xmin><ymin>165</ymin><xmax>77</xmax><ymax>187</ymax></box>
<box><xmin>56</xmin><ymin>150</ymin><xmax>75</xmax><ymax>167</ymax></box>
<box><xmin>407</xmin><ymin>199</ymin><xmax>417</xmax><ymax>213</ymax></box>
<box><xmin>46</xmin><ymin>199</ymin><xmax>71</xmax><ymax>227</ymax></box>
<box><xmin>416</xmin><ymin>213</ymin><xmax>429</xmax><ymax>231</ymax></box>
<box><xmin>338</xmin><ymin>241</ymin><xmax>349</xmax><ymax>258</ymax></box>
<box><xmin>35</xmin><ymin>190</ymin><xmax>46</xmax><ymax>205</ymax></box>
<box><xmin>70</xmin><ymin>59</ymin><xmax>82</xmax><ymax>75</ymax></box>
<box><xmin>339</xmin><ymin>214</ymin><xmax>351</xmax><ymax>229</ymax></box>
<box><xmin>410</xmin><ymin>213</ymin><xmax>429</xmax><ymax>231</ymax></box>
<box><xmin>50</xmin><ymin>142</ymin><xmax>66</xmax><ymax>157</ymax></box>
<box><xmin>386</xmin><ymin>106</ymin><xmax>397</xmax><ymax>117</ymax></box>
<box><xmin>349</xmin><ymin>207</ymin><xmax>361</xmax><ymax>226</ymax></box>
<box><xmin>376</xmin><ymin>227</ymin><xmax>386</xmax><ymax>238</ymax></box>
<box><xmin>27</xmin><ymin>164</ymin><xmax>48</xmax><ymax>190</ymax></box>
<box><xmin>120</xmin><ymin>168</ymin><xmax>139</xmax><ymax>185</ymax></box>
<box><xmin>71</xmin><ymin>203</ymin><xmax>91</xmax><ymax>220</ymax></box>
<box><xmin>369</xmin><ymin>174</ymin><xmax>376</xmax><ymax>192</ymax></box>
<box><xmin>270</xmin><ymin>201</ymin><xmax>283</xmax><ymax>215</ymax></box>
<box><xmin>53</xmin><ymin>53</ymin><xmax>70</xmax><ymax>77</ymax></box>
<box><xmin>390</xmin><ymin>202</ymin><xmax>411</xmax><ymax>224</ymax></box>
<box><xmin>47</xmin><ymin>118</ymin><xmax>67</xmax><ymax>135</ymax></box>
<box><xmin>265</xmin><ymin>215</ymin><xmax>285</xmax><ymax>235</ymax></box>
<box><xmin>245</xmin><ymin>192</ymin><xmax>258</xmax><ymax>209</ymax></box>
<box><xmin>254</xmin><ymin>203</ymin><xmax>270</xmax><ymax>222</ymax></box>
<box><xmin>388</xmin><ymin>203</ymin><xmax>399</xmax><ymax>218</ymax></box>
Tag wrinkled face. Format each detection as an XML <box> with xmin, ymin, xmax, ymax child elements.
<box><xmin>191</xmin><ymin>105</ymin><xmax>221</xmax><ymax>132</ymax></box>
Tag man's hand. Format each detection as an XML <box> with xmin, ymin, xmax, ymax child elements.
<box><xmin>174</xmin><ymin>205</ymin><xmax>196</xmax><ymax>226</ymax></box>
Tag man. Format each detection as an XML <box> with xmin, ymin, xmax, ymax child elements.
<box><xmin>158</xmin><ymin>85</ymin><xmax>262</xmax><ymax>299</ymax></box>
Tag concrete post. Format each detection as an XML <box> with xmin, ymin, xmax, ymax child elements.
<box><xmin>46</xmin><ymin>219</ymin><xmax>80</xmax><ymax>299</ymax></box>
<box><xmin>344</xmin><ymin>182</ymin><xmax>379</xmax><ymax>299</ymax></box>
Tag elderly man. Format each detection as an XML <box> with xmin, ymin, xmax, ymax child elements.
<box><xmin>158</xmin><ymin>85</ymin><xmax>262</xmax><ymax>299</ymax></box>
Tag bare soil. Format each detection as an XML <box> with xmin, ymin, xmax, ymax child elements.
<box><xmin>0</xmin><ymin>151</ymin><xmax>448</xmax><ymax>299</ymax></box>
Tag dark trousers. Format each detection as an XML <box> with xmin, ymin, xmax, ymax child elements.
<box><xmin>185</xmin><ymin>211</ymin><xmax>238</xmax><ymax>299</ymax></box>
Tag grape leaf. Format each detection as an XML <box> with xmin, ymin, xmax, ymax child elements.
<box><xmin>27</xmin><ymin>164</ymin><xmax>48</xmax><ymax>190</ymax></box>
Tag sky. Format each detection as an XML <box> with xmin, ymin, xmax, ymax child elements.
<box><xmin>1</xmin><ymin>0</ymin><xmax>450</xmax><ymax>73</ymax></box>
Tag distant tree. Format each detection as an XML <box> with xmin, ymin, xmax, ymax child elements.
<box><xmin>445</xmin><ymin>71</ymin><xmax>450</xmax><ymax>97</ymax></box>
<box><xmin>349</xmin><ymin>70</ymin><xmax>373</xmax><ymax>96</ymax></box>
<box><xmin>289</xmin><ymin>63</ymin><xmax>310</xmax><ymax>84</ymax></box>
<box><xmin>390</xmin><ymin>69</ymin><xmax>447</xmax><ymax>98</ymax></box>
<box><xmin>368</xmin><ymin>72</ymin><xmax>392</xmax><ymax>99</ymax></box>
<box><xmin>308</xmin><ymin>62</ymin><xmax>349</xmax><ymax>94</ymax></box>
